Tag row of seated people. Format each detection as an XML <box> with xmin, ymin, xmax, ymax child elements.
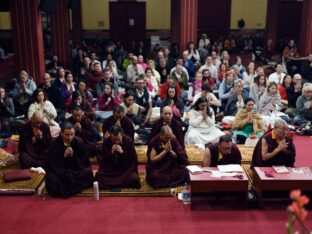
<box><xmin>18</xmin><ymin>109</ymin><xmax>295</xmax><ymax>198</ymax></box>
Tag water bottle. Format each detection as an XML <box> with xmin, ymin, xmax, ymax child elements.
<box><xmin>181</xmin><ymin>183</ymin><xmax>191</xmax><ymax>205</ymax></box>
<box><xmin>93</xmin><ymin>181</ymin><xmax>100</xmax><ymax>201</ymax></box>
<box><xmin>232</xmin><ymin>132</ymin><xmax>237</xmax><ymax>144</ymax></box>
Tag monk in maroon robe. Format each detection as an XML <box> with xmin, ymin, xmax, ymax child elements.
<box><xmin>96</xmin><ymin>126</ymin><xmax>141</xmax><ymax>189</ymax></box>
<box><xmin>203</xmin><ymin>135</ymin><xmax>242</xmax><ymax>166</ymax></box>
<box><xmin>149</xmin><ymin>106</ymin><xmax>185</xmax><ymax>148</ymax></box>
<box><xmin>102</xmin><ymin>106</ymin><xmax>134</xmax><ymax>140</ymax></box>
<box><xmin>19</xmin><ymin>110</ymin><xmax>52</xmax><ymax>169</ymax></box>
<box><xmin>45</xmin><ymin>122</ymin><xmax>94</xmax><ymax>198</ymax></box>
<box><xmin>146</xmin><ymin>125</ymin><xmax>189</xmax><ymax>189</ymax></box>
<box><xmin>67</xmin><ymin>106</ymin><xmax>96</xmax><ymax>157</ymax></box>
<box><xmin>251</xmin><ymin>119</ymin><xmax>296</xmax><ymax>168</ymax></box>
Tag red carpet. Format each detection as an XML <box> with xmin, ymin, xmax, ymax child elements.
<box><xmin>0</xmin><ymin>135</ymin><xmax>311</xmax><ymax>234</ymax></box>
<box><xmin>1</xmin><ymin>196</ymin><xmax>311</xmax><ymax>234</ymax></box>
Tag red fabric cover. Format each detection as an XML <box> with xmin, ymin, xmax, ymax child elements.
<box><xmin>3</xmin><ymin>170</ymin><xmax>31</xmax><ymax>183</ymax></box>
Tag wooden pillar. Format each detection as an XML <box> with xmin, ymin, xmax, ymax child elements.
<box><xmin>50</xmin><ymin>0</ymin><xmax>71</xmax><ymax>69</ymax></box>
<box><xmin>300</xmin><ymin>0</ymin><xmax>312</xmax><ymax>55</ymax></box>
<box><xmin>72</xmin><ymin>0</ymin><xmax>83</xmax><ymax>46</ymax></box>
<box><xmin>171</xmin><ymin>0</ymin><xmax>198</xmax><ymax>53</ymax></box>
<box><xmin>10</xmin><ymin>0</ymin><xmax>45</xmax><ymax>84</ymax></box>
<box><xmin>265</xmin><ymin>0</ymin><xmax>279</xmax><ymax>48</ymax></box>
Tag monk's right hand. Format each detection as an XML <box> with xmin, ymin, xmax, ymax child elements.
<box><xmin>277</xmin><ymin>140</ymin><xmax>288</xmax><ymax>152</ymax></box>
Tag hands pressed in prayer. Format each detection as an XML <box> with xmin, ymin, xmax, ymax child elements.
<box><xmin>74</xmin><ymin>122</ymin><xmax>82</xmax><ymax>132</ymax></box>
<box><xmin>106</xmin><ymin>97</ymin><xmax>112</xmax><ymax>104</ymax></box>
<box><xmin>112</xmin><ymin>144</ymin><xmax>123</xmax><ymax>154</ymax></box>
<box><xmin>247</xmin><ymin>112</ymin><xmax>253</xmax><ymax>123</ymax></box>
<box><xmin>115</xmin><ymin>120</ymin><xmax>121</xmax><ymax>127</ymax></box>
<box><xmin>271</xmin><ymin>98</ymin><xmax>275</xmax><ymax>105</ymax></box>
<box><xmin>64</xmin><ymin>147</ymin><xmax>73</xmax><ymax>158</ymax></box>
<box><xmin>230</xmin><ymin>88</ymin><xmax>235</xmax><ymax>94</ymax></box>
<box><xmin>276</xmin><ymin>139</ymin><xmax>288</xmax><ymax>153</ymax></box>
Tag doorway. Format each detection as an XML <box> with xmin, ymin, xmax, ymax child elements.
<box><xmin>109</xmin><ymin>2</ymin><xmax>146</xmax><ymax>50</ymax></box>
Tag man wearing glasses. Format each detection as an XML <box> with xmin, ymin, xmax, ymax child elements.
<box><xmin>251</xmin><ymin>119</ymin><xmax>295</xmax><ymax>168</ymax></box>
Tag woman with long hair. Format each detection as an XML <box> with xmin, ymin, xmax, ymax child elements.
<box><xmin>232</xmin><ymin>98</ymin><xmax>265</xmax><ymax>144</ymax></box>
<box><xmin>185</xmin><ymin>96</ymin><xmax>224</xmax><ymax>144</ymax></box>
<box><xmin>28</xmin><ymin>88</ymin><xmax>60</xmax><ymax>136</ymax></box>
<box><xmin>249</xmin><ymin>74</ymin><xmax>267</xmax><ymax>108</ymax></box>
<box><xmin>67</xmin><ymin>90</ymin><xmax>94</xmax><ymax>120</ymax></box>
<box><xmin>258</xmin><ymin>82</ymin><xmax>289</xmax><ymax>127</ymax></box>
<box><xmin>218</xmin><ymin>71</ymin><xmax>235</xmax><ymax>111</ymax></box>
<box><xmin>162</xmin><ymin>85</ymin><xmax>184</xmax><ymax>119</ymax></box>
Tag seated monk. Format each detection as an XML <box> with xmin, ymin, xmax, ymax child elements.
<box><xmin>251</xmin><ymin>119</ymin><xmax>295</xmax><ymax>168</ymax></box>
<box><xmin>19</xmin><ymin>110</ymin><xmax>52</xmax><ymax>169</ymax></box>
<box><xmin>146</xmin><ymin>125</ymin><xmax>189</xmax><ymax>189</ymax></box>
<box><xmin>45</xmin><ymin>122</ymin><xmax>94</xmax><ymax>198</ymax></box>
<box><xmin>102</xmin><ymin>106</ymin><xmax>134</xmax><ymax>140</ymax></box>
<box><xmin>202</xmin><ymin>135</ymin><xmax>242</xmax><ymax>167</ymax></box>
<box><xmin>67</xmin><ymin>106</ymin><xmax>96</xmax><ymax>157</ymax></box>
<box><xmin>96</xmin><ymin>126</ymin><xmax>141</xmax><ymax>189</ymax></box>
<box><xmin>149</xmin><ymin>106</ymin><xmax>184</xmax><ymax>148</ymax></box>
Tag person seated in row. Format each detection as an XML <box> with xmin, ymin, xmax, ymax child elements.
<box><xmin>67</xmin><ymin>106</ymin><xmax>96</xmax><ymax>158</ymax></box>
<box><xmin>149</xmin><ymin>106</ymin><xmax>185</xmax><ymax>148</ymax></box>
<box><xmin>45</xmin><ymin>122</ymin><xmax>94</xmax><ymax>198</ymax></box>
<box><xmin>218</xmin><ymin>71</ymin><xmax>235</xmax><ymax>112</ymax></box>
<box><xmin>251</xmin><ymin>119</ymin><xmax>295</xmax><ymax>168</ymax></box>
<box><xmin>232</xmin><ymin>98</ymin><xmax>265</xmax><ymax>144</ymax></box>
<box><xmin>28</xmin><ymin>88</ymin><xmax>60</xmax><ymax>137</ymax></box>
<box><xmin>161</xmin><ymin>85</ymin><xmax>184</xmax><ymax>120</ymax></box>
<box><xmin>102</xmin><ymin>106</ymin><xmax>134</xmax><ymax>140</ymax></box>
<box><xmin>68</xmin><ymin>90</ymin><xmax>94</xmax><ymax>120</ymax></box>
<box><xmin>96</xmin><ymin>126</ymin><xmax>141</xmax><ymax>190</ymax></box>
<box><xmin>19</xmin><ymin>110</ymin><xmax>52</xmax><ymax>169</ymax></box>
<box><xmin>0</xmin><ymin>87</ymin><xmax>15</xmax><ymax>138</ymax></box>
<box><xmin>146</xmin><ymin>125</ymin><xmax>189</xmax><ymax>189</ymax></box>
<box><xmin>185</xmin><ymin>96</ymin><xmax>224</xmax><ymax>145</ymax></box>
<box><xmin>258</xmin><ymin>82</ymin><xmax>289</xmax><ymax>127</ymax></box>
<box><xmin>294</xmin><ymin>82</ymin><xmax>312</xmax><ymax>125</ymax></box>
<box><xmin>192</xmin><ymin>84</ymin><xmax>221</xmax><ymax>114</ymax></box>
<box><xmin>222</xmin><ymin>79</ymin><xmax>247</xmax><ymax>124</ymax></box>
<box><xmin>12</xmin><ymin>70</ymin><xmax>37</xmax><ymax>116</ymax></box>
<box><xmin>285</xmin><ymin>74</ymin><xmax>302</xmax><ymax>118</ymax></box>
<box><xmin>202</xmin><ymin>135</ymin><xmax>242</xmax><ymax>167</ymax></box>
<box><xmin>132</xmin><ymin>76</ymin><xmax>153</xmax><ymax>126</ymax></box>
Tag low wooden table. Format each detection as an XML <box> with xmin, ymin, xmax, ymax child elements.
<box><xmin>189</xmin><ymin>167</ymin><xmax>249</xmax><ymax>210</ymax></box>
<box><xmin>253</xmin><ymin>167</ymin><xmax>312</xmax><ymax>204</ymax></box>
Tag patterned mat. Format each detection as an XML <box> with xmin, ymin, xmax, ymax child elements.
<box><xmin>0</xmin><ymin>163</ymin><xmax>45</xmax><ymax>195</ymax></box>
<box><xmin>41</xmin><ymin>169</ymin><xmax>183</xmax><ymax>197</ymax></box>
<box><xmin>137</xmin><ymin>144</ymin><xmax>254</xmax><ymax>165</ymax></box>
<box><xmin>136</xmin><ymin>145</ymin><xmax>204</xmax><ymax>165</ymax></box>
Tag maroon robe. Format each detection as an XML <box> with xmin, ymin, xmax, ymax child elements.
<box><xmin>207</xmin><ymin>143</ymin><xmax>242</xmax><ymax>166</ymax></box>
<box><xmin>96</xmin><ymin>135</ymin><xmax>140</xmax><ymax>189</ymax></box>
<box><xmin>102</xmin><ymin>116</ymin><xmax>134</xmax><ymax>140</ymax></box>
<box><xmin>146</xmin><ymin>135</ymin><xmax>189</xmax><ymax>189</ymax></box>
<box><xmin>67</xmin><ymin>116</ymin><xmax>96</xmax><ymax>157</ymax></box>
<box><xmin>149</xmin><ymin>118</ymin><xmax>185</xmax><ymax>148</ymax></box>
<box><xmin>19</xmin><ymin>121</ymin><xmax>52</xmax><ymax>169</ymax></box>
<box><xmin>45</xmin><ymin>136</ymin><xmax>94</xmax><ymax>198</ymax></box>
<box><xmin>251</xmin><ymin>130</ymin><xmax>296</xmax><ymax>168</ymax></box>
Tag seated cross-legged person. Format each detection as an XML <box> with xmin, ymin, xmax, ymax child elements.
<box><xmin>185</xmin><ymin>96</ymin><xmax>224</xmax><ymax>145</ymax></box>
<box><xmin>67</xmin><ymin>106</ymin><xmax>96</xmax><ymax>157</ymax></box>
<box><xmin>102</xmin><ymin>106</ymin><xmax>135</xmax><ymax>140</ymax></box>
<box><xmin>251</xmin><ymin>119</ymin><xmax>295</xmax><ymax>168</ymax></box>
<box><xmin>232</xmin><ymin>98</ymin><xmax>265</xmax><ymax>144</ymax></box>
<box><xmin>149</xmin><ymin>106</ymin><xmax>185</xmax><ymax>147</ymax></box>
<box><xmin>146</xmin><ymin>125</ymin><xmax>189</xmax><ymax>189</ymax></box>
<box><xmin>202</xmin><ymin>135</ymin><xmax>242</xmax><ymax>167</ymax></box>
<box><xmin>45</xmin><ymin>122</ymin><xmax>94</xmax><ymax>198</ymax></box>
<box><xmin>19</xmin><ymin>110</ymin><xmax>52</xmax><ymax>169</ymax></box>
<box><xmin>96</xmin><ymin>126</ymin><xmax>141</xmax><ymax>189</ymax></box>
